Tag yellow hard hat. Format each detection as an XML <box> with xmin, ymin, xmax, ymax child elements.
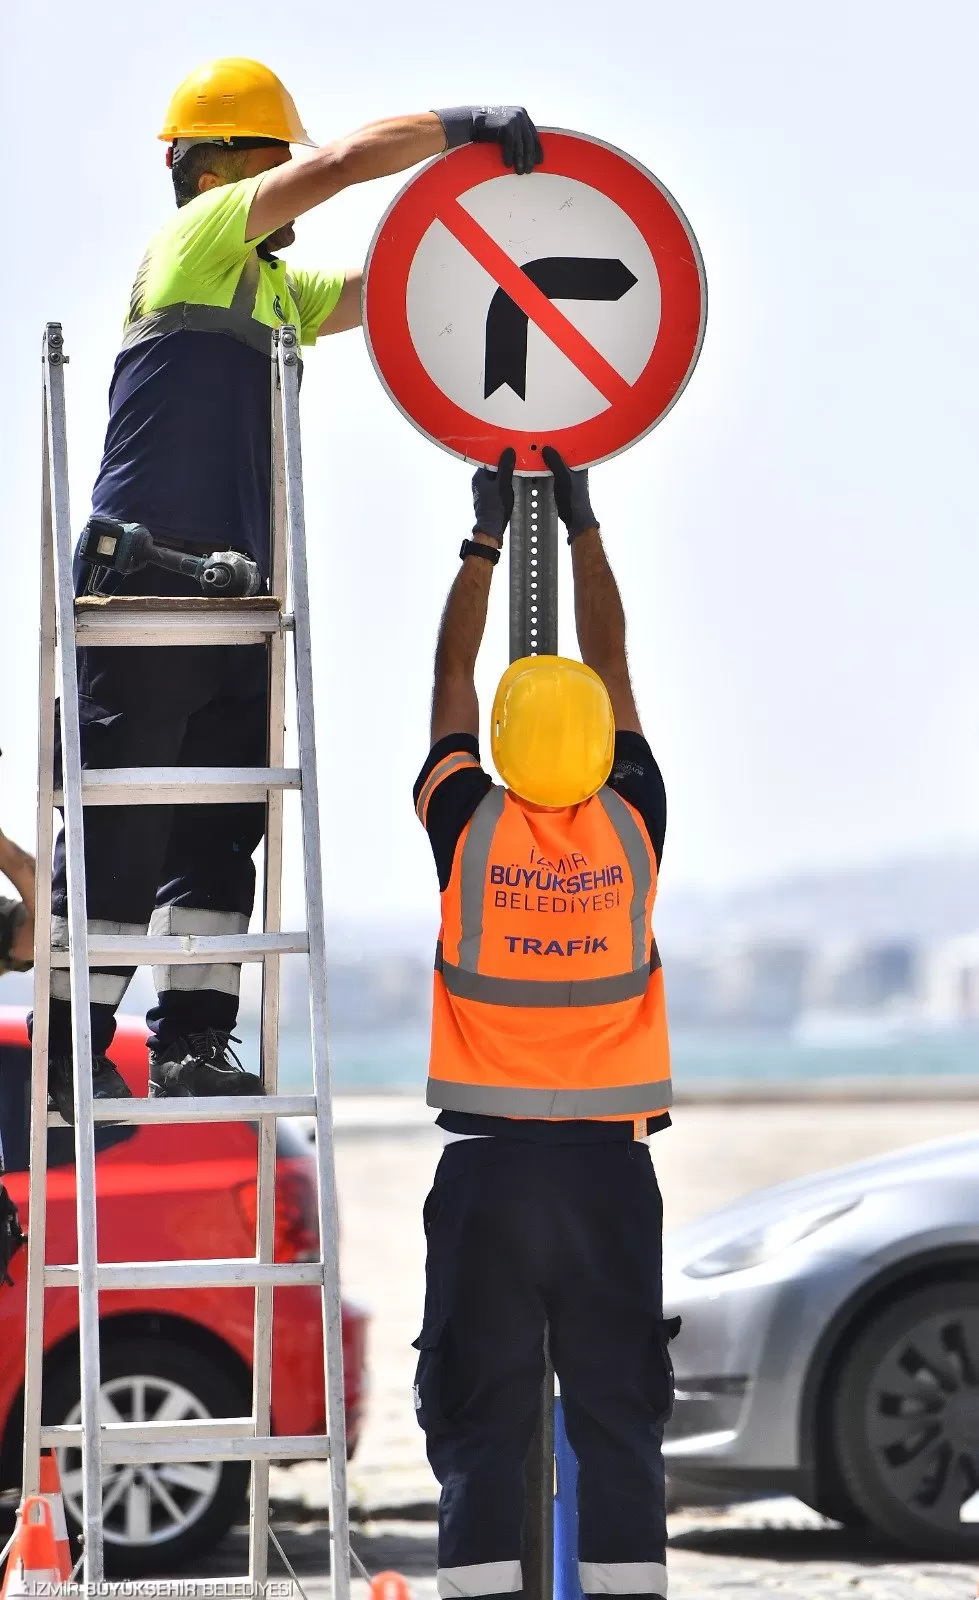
<box><xmin>159</xmin><ymin>59</ymin><xmax>314</xmax><ymax>145</ymax></box>
<box><xmin>491</xmin><ymin>655</ymin><xmax>615</xmax><ymax>808</ymax></box>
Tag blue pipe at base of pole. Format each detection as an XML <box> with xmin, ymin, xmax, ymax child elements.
<box><xmin>553</xmin><ymin>1399</ymin><xmax>584</xmax><ymax>1600</ymax></box>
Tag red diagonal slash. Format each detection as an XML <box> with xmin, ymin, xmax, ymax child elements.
<box><xmin>437</xmin><ymin>198</ymin><xmax>635</xmax><ymax>408</ymax></box>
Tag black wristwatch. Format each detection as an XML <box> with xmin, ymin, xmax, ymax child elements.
<box><xmin>459</xmin><ymin>538</ymin><xmax>501</xmax><ymax>565</ymax></box>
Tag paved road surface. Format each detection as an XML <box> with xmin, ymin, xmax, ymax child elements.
<box><xmin>209</xmin><ymin>1492</ymin><xmax>978</xmax><ymax>1599</ymax></box>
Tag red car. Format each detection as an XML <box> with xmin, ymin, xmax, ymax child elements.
<box><xmin>0</xmin><ymin>1007</ymin><xmax>368</xmax><ymax>1575</ymax></box>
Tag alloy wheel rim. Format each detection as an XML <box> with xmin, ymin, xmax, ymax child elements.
<box><xmin>59</xmin><ymin>1375</ymin><xmax>222</xmax><ymax>1547</ymax></box>
<box><xmin>865</xmin><ymin>1305</ymin><xmax>979</xmax><ymax>1529</ymax></box>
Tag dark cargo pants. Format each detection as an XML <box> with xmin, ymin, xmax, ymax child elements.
<box><xmin>414</xmin><ymin>1137</ymin><xmax>676</xmax><ymax>1600</ymax></box>
<box><xmin>34</xmin><ymin>565</ymin><xmax>268</xmax><ymax>1055</ymax></box>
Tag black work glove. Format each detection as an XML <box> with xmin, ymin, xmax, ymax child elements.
<box><xmin>0</xmin><ymin>1184</ymin><xmax>25</xmax><ymax>1288</ymax></box>
<box><xmin>436</xmin><ymin>107</ymin><xmax>543</xmax><ymax>174</ymax></box>
<box><xmin>541</xmin><ymin>446</ymin><xmax>599</xmax><ymax>542</ymax></box>
<box><xmin>471</xmin><ymin>448</ymin><xmax>516</xmax><ymax>541</ymax></box>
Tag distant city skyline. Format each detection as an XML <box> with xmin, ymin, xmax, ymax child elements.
<box><xmin>4</xmin><ymin>851</ymin><xmax>978</xmax><ymax>1041</ymax></box>
<box><xmin>3</xmin><ymin>1</ymin><xmax>979</xmax><ymax>925</ymax></box>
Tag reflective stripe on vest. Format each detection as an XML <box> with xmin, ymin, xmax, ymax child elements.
<box><xmin>427</xmin><ymin>1079</ymin><xmax>674</xmax><ymax>1117</ymax></box>
<box><xmin>120</xmin><ymin>254</ymin><xmax>298</xmax><ymax>357</ymax></box>
<box><xmin>440</xmin><ymin>783</ymin><xmax>652</xmax><ymax>1004</ymax></box>
<box><xmin>456</xmin><ymin>784</ymin><xmax>505</xmax><ymax>970</ymax></box>
<box><xmin>435</xmin><ymin>938</ymin><xmax>662</xmax><ymax>1007</ymax></box>
<box><xmin>596</xmin><ymin>786</ymin><xmax>651</xmax><ymax>970</ymax></box>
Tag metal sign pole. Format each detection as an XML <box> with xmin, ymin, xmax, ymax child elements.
<box><xmin>510</xmin><ymin>473</ymin><xmax>559</xmax><ymax>1600</ymax></box>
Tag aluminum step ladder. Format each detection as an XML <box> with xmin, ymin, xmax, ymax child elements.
<box><xmin>21</xmin><ymin>320</ymin><xmax>350</xmax><ymax>1593</ymax></box>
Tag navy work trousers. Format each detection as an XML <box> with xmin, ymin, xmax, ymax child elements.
<box><xmin>40</xmin><ymin>567</ymin><xmax>268</xmax><ymax>1055</ymax></box>
<box><xmin>414</xmin><ymin>1137</ymin><xmax>675</xmax><ymax>1600</ymax></box>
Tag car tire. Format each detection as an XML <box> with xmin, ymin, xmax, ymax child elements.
<box><xmin>832</xmin><ymin>1279</ymin><xmax>979</xmax><ymax>1557</ymax></box>
<box><xmin>807</xmin><ymin>1486</ymin><xmax>867</xmax><ymax>1529</ymax></box>
<box><xmin>44</xmin><ymin>1333</ymin><xmax>250</xmax><ymax>1577</ymax></box>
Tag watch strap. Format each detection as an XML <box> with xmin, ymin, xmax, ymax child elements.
<box><xmin>460</xmin><ymin>538</ymin><xmax>501</xmax><ymax>565</ymax></box>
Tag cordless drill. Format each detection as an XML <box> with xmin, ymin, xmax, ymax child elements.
<box><xmin>78</xmin><ymin>517</ymin><xmax>262</xmax><ymax>597</ymax></box>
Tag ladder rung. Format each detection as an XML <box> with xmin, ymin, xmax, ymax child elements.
<box><xmin>44</xmin><ymin>1417</ymin><xmax>255</xmax><ymax>1445</ymax></box>
<box><xmin>46</xmin><ymin>1259</ymin><xmax>323</xmax><ymax>1290</ymax></box>
<box><xmin>47</xmin><ymin>1094</ymin><xmax>316</xmax><ymax>1126</ymax></box>
<box><xmin>49</xmin><ymin>932</ymin><xmax>308</xmax><ymax>965</ymax></box>
<box><xmin>75</xmin><ymin>601</ymin><xmax>293</xmax><ymax>648</ymax></box>
<box><xmin>54</xmin><ymin>767</ymin><xmax>301</xmax><ymax>807</ymax></box>
<box><xmin>41</xmin><ymin>1423</ymin><xmax>331</xmax><ymax>1465</ymax></box>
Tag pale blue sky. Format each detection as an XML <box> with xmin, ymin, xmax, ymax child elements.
<box><xmin>2</xmin><ymin>1</ymin><xmax>978</xmax><ymax>929</ymax></box>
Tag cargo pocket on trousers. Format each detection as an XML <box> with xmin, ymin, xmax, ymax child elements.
<box><xmin>411</xmin><ymin>1317</ymin><xmax>446</xmax><ymax>1435</ymax></box>
<box><xmin>653</xmin><ymin>1315</ymin><xmax>682</xmax><ymax>1426</ymax></box>
<box><xmin>55</xmin><ymin>694</ymin><xmax>123</xmax><ymax>788</ymax></box>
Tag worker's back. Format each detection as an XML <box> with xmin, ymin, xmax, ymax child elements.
<box><xmin>428</xmin><ymin>781</ymin><xmax>671</xmax><ymax>1124</ymax></box>
<box><xmin>89</xmin><ymin>179</ymin><xmax>343</xmax><ymax>581</ymax></box>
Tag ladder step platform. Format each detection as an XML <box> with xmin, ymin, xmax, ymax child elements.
<box><xmin>47</xmin><ymin>1094</ymin><xmax>317</xmax><ymax>1126</ymax></box>
<box><xmin>54</xmin><ymin>767</ymin><xmax>301</xmax><ymax>806</ymax></box>
<box><xmin>46</xmin><ymin>1259</ymin><xmax>324</xmax><ymax>1290</ymax></box>
<box><xmin>74</xmin><ymin>595</ymin><xmax>292</xmax><ymax>648</ymax></box>
<box><xmin>41</xmin><ymin>1422</ymin><xmax>332</xmax><ymax>1464</ymax></box>
<box><xmin>49</xmin><ymin>931</ymin><xmax>309</xmax><ymax>964</ymax></box>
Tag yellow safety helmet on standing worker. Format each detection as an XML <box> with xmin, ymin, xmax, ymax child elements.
<box><xmin>491</xmin><ymin>655</ymin><xmax>615</xmax><ymax>808</ymax></box>
<box><xmin>158</xmin><ymin>58</ymin><xmax>315</xmax><ymax>146</ymax></box>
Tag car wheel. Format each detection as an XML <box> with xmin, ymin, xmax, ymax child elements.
<box><xmin>807</xmin><ymin>1485</ymin><xmax>867</xmax><ymax>1529</ymax></box>
<box><xmin>45</xmin><ymin>1334</ymin><xmax>250</xmax><ymax>1577</ymax></box>
<box><xmin>832</xmin><ymin>1279</ymin><xmax>979</xmax><ymax>1556</ymax></box>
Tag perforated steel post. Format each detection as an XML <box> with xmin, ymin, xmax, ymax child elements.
<box><xmin>510</xmin><ymin>474</ymin><xmax>559</xmax><ymax>1600</ymax></box>
<box><xmin>509</xmin><ymin>475</ymin><xmax>559</xmax><ymax>659</ymax></box>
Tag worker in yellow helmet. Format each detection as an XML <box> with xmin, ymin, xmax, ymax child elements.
<box><xmin>36</xmin><ymin>60</ymin><xmax>543</xmax><ymax>1122</ymax></box>
<box><xmin>412</xmin><ymin>448</ymin><xmax>677</xmax><ymax>1600</ymax></box>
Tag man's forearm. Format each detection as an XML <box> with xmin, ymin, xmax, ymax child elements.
<box><xmin>248</xmin><ymin>114</ymin><xmax>446</xmax><ymax>237</ymax></box>
<box><xmin>570</xmin><ymin>530</ymin><xmax>642</xmax><ymax>734</ymax></box>
<box><xmin>571</xmin><ymin>530</ymin><xmax>627</xmax><ymax>675</ymax></box>
<box><xmin>0</xmin><ymin>834</ymin><xmax>36</xmax><ymax>968</ymax></box>
<box><xmin>327</xmin><ymin>114</ymin><xmax>447</xmax><ymax>188</ymax></box>
<box><xmin>0</xmin><ymin>835</ymin><xmax>36</xmax><ymax>910</ymax></box>
<box><xmin>431</xmin><ymin>536</ymin><xmax>500</xmax><ymax>741</ymax></box>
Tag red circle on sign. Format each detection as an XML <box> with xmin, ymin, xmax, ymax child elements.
<box><xmin>364</xmin><ymin>130</ymin><xmax>707</xmax><ymax>474</ymax></box>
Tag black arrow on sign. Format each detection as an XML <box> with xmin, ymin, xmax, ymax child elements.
<box><xmin>484</xmin><ymin>257</ymin><xmax>638</xmax><ymax>400</ymax></box>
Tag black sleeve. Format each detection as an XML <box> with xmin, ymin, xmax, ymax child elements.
<box><xmin>606</xmin><ymin>732</ymin><xmax>667</xmax><ymax>867</ymax></box>
<box><xmin>413</xmin><ymin>734</ymin><xmax>494</xmax><ymax>893</ymax></box>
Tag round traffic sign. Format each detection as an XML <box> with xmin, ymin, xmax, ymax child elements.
<box><xmin>363</xmin><ymin>129</ymin><xmax>707</xmax><ymax>474</ymax></box>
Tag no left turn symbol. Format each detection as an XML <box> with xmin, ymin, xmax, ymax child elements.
<box><xmin>364</xmin><ymin>130</ymin><xmax>707</xmax><ymax>473</ymax></box>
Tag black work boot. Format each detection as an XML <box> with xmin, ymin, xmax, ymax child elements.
<box><xmin>149</xmin><ymin>1030</ymin><xmax>265</xmax><ymax>1098</ymax></box>
<box><xmin>47</xmin><ymin>1054</ymin><xmax>133</xmax><ymax>1124</ymax></box>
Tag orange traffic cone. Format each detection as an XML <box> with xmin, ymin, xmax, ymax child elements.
<box><xmin>38</xmin><ymin>1453</ymin><xmax>72</xmax><ymax>1581</ymax></box>
<box><xmin>370</xmin><ymin>1574</ymin><xmax>412</xmax><ymax>1600</ymax></box>
<box><xmin>1</xmin><ymin>1498</ymin><xmax>62</xmax><ymax>1600</ymax></box>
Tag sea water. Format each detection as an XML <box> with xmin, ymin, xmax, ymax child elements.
<box><xmin>276</xmin><ymin>1024</ymin><xmax>979</xmax><ymax>1094</ymax></box>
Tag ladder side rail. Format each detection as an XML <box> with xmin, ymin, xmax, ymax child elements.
<box><xmin>247</xmin><ymin>345</ymin><xmax>291</xmax><ymax>1583</ymax></box>
<box><xmin>22</xmin><ymin>332</ymin><xmax>62</xmax><ymax>1500</ymax></box>
<box><xmin>43</xmin><ymin>322</ymin><xmax>106</xmax><ymax>1582</ymax></box>
<box><xmin>510</xmin><ymin>476</ymin><xmax>559</xmax><ymax>1600</ymax></box>
<box><xmin>276</xmin><ymin>325</ymin><xmax>351</xmax><ymax>1600</ymax></box>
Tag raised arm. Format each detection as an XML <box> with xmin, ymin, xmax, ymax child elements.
<box><xmin>430</xmin><ymin>451</ymin><xmax>515</xmax><ymax>745</ymax></box>
<box><xmin>541</xmin><ymin>447</ymin><xmax>643</xmax><ymax>736</ymax></box>
<box><xmin>247</xmin><ymin>107</ymin><xmax>543</xmax><ymax>241</ymax></box>
<box><xmin>0</xmin><ymin>829</ymin><xmax>36</xmax><ymax>969</ymax></box>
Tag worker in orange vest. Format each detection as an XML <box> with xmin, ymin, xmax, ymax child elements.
<box><xmin>412</xmin><ymin>447</ymin><xmax>679</xmax><ymax>1600</ymax></box>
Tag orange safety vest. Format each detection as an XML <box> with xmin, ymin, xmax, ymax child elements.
<box><xmin>427</xmin><ymin>783</ymin><xmax>672</xmax><ymax>1121</ymax></box>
